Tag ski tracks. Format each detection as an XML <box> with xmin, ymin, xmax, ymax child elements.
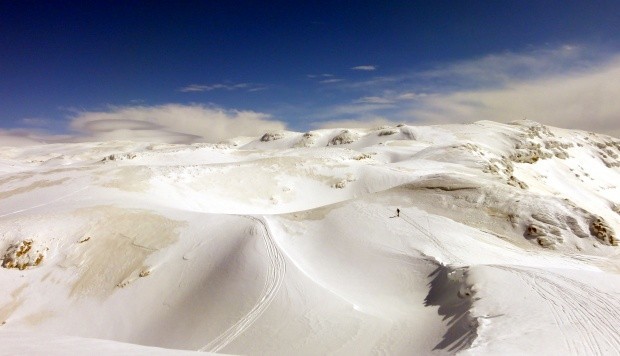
<box><xmin>199</xmin><ymin>215</ymin><xmax>286</xmax><ymax>353</ymax></box>
<box><xmin>493</xmin><ymin>265</ymin><xmax>620</xmax><ymax>355</ymax></box>
<box><xmin>397</xmin><ymin>210</ymin><xmax>620</xmax><ymax>355</ymax></box>
<box><xmin>399</xmin><ymin>212</ymin><xmax>461</xmax><ymax>265</ymax></box>
<box><xmin>0</xmin><ymin>185</ymin><xmax>89</xmax><ymax>218</ymax></box>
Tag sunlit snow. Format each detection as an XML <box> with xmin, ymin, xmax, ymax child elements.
<box><xmin>1</xmin><ymin>120</ymin><xmax>619</xmax><ymax>355</ymax></box>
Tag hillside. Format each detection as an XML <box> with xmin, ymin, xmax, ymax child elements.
<box><xmin>1</xmin><ymin>120</ymin><xmax>619</xmax><ymax>355</ymax></box>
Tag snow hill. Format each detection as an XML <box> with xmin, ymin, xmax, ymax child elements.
<box><xmin>1</xmin><ymin>120</ymin><xmax>619</xmax><ymax>355</ymax></box>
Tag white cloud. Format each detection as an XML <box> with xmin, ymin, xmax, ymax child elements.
<box><xmin>406</xmin><ymin>56</ymin><xmax>620</xmax><ymax>138</ymax></box>
<box><xmin>0</xmin><ymin>129</ymin><xmax>71</xmax><ymax>147</ymax></box>
<box><xmin>352</xmin><ymin>92</ymin><xmax>424</xmax><ymax>105</ymax></box>
<box><xmin>179</xmin><ymin>83</ymin><xmax>264</xmax><ymax>93</ymax></box>
<box><xmin>307</xmin><ymin>73</ymin><xmax>334</xmax><ymax>79</ymax></box>
<box><xmin>314</xmin><ymin>45</ymin><xmax>620</xmax><ymax>138</ymax></box>
<box><xmin>0</xmin><ymin>129</ymin><xmax>45</xmax><ymax>147</ymax></box>
<box><xmin>351</xmin><ymin>65</ymin><xmax>377</xmax><ymax>71</ymax></box>
<box><xmin>355</xmin><ymin>96</ymin><xmax>394</xmax><ymax>104</ymax></box>
<box><xmin>248</xmin><ymin>86</ymin><xmax>269</xmax><ymax>92</ymax></box>
<box><xmin>396</xmin><ymin>92</ymin><xmax>420</xmax><ymax>100</ymax></box>
<box><xmin>309</xmin><ymin>91</ymin><xmax>422</xmax><ymax>126</ymax></box>
<box><xmin>319</xmin><ymin>78</ymin><xmax>344</xmax><ymax>84</ymax></box>
<box><xmin>419</xmin><ymin>46</ymin><xmax>586</xmax><ymax>85</ymax></box>
<box><xmin>5</xmin><ymin>45</ymin><xmax>620</xmax><ymax>147</ymax></box>
<box><xmin>67</xmin><ymin>104</ymin><xmax>286</xmax><ymax>143</ymax></box>
<box><xmin>0</xmin><ymin>105</ymin><xmax>271</xmax><ymax>146</ymax></box>
<box><xmin>344</xmin><ymin>45</ymin><xmax>592</xmax><ymax>92</ymax></box>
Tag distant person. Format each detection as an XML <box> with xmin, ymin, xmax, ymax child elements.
<box><xmin>396</xmin><ymin>208</ymin><xmax>400</xmax><ymax>217</ymax></box>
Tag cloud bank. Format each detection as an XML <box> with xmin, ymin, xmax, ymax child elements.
<box><xmin>4</xmin><ymin>45</ymin><xmax>620</xmax><ymax>146</ymax></box>
<box><xmin>409</xmin><ymin>58</ymin><xmax>620</xmax><ymax>136</ymax></box>
<box><xmin>0</xmin><ymin>130</ymin><xmax>47</xmax><ymax>147</ymax></box>
<box><xmin>408</xmin><ymin>55</ymin><xmax>620</xmax><ymax>138</ymax></box>
<box><xmin>0</xmin><ymin>129</ymin><xmax>72</xmax><ymax>147</ymax></box>
<box><xmin>317</xmin><ymin>46</ymin><xmax>620</xmax><ymax>138</ymax></box>
<box><xmin>67</xmin><ymin>104</ymin><xmax>286</xmax><ymax>144</ymax></box>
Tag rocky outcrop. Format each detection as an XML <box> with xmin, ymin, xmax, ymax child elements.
<box><xmin>1</xmin><ymin>240</ymin><xmax>45</xmax><ymax>270</ymax></box>
<box><xmin>260</xmin><ymin>132</ymin><xmax>285</xmax><ymax>142</ymax></box>
<box><xmin>590</xmin><ymin>216</ymin><xmax>617</xmax><ymax>246</ymax></box>
<box><xmin>328</xmin><ymin>130</ymin><xmax>359</xmax><ymax>146</ymax></box>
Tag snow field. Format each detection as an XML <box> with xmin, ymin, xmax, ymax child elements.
<box><xmin>0</xmin><ymin>120</ymin><xmax>619</xmax><ymax>354</ymax></box>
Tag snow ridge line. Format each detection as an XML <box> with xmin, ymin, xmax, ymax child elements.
<box><xmin>199</xmin><ymin>215</ymin><xmax>286</xmax><ymax>353</ymax></box>
<box><xmin>493</xmin><ymin>265</ymin><xmax>620</xmax><ymax>355</ymax></box>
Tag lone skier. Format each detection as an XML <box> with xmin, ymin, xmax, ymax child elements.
<box><xmin>396</xmin><ymin>208</ymin><xmax>400</xmax><ymax>217</ymax></box>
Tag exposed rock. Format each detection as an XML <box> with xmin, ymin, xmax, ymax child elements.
<box><xmin>526</xmin><ymin>224</ymin><xmax>547</xmax><ymax>237</ymax></box>
<box><xmin>536</xmin><ymin>235</ymin><xmax>556</xmax><ymax>248</ymax></box>
<box><xmin>483</xmin><ymin>157</ymin><xmax>528</xmax><ymax>189</ymax></box>
<box><xmin>332</xmin><ymin>180</ymin><xmax>347</xmax><ymax>189</ymax></box>
<box><xmin>590</xmin><ymin>216</ymin><xmax>617</xmax><ymax>246</ymax></box>
<box><xmin>353</xmin><ymin>153</ymin><xmax>373</xmax><ymax>160</ymax></box>
<box><xmin>590</xmin><ymin>138</ymin><xmax>620</xmax><ymax>167</ymax></box>
<box><xmin>378</xmin><ymin>129</ymin><xmax>398</xmax><ymax>136</ymax></box>
<box><xmin>101</xmin><ymin>153</ymin><xmax>137</xmax><ymax>162</ymax></box>
<box><xmin>525</xmin><ymin>224</ymin><xmax>559</xmax><ymax>248</ymax></box>
<box><xmin>511</xmin><ymin>142</ymin><xmax>552</xmax><ymax>164</ymax></box>
<box><xmin>483</xmin><ymin>157</ymin><xmax>514</xmax><ymax>176</ymax></box>
<box><xmin>2</xmin><ymin>240</ymin><xmax>45</xmax><ymax>270</ymax></box>
<box><xmin>328</xmin><ymin>130</ymin><xmax>359</xmax><ymax>146</ymax></box>
<box><xmin>543</xmin><ymin>140</ymin><xmax>573</xmax><ymax>159</ymax></box>
<box><xmin>507</xmin><ymin>175</ymin><xmax>528</xmax><ymax>189</ymax></box>
<box><xmin>331</xmin><ymin>174</ymin><xmax>356</xmax><ymax>189</ymax></box>
<box><xmin>399</xmin><ymin>126</ymin><xmax>417</xmax><ymax>140</ymax></box>
<box><xmin>260</xmin><ymin>132</ymin><xmax>285</xmax><ymax>142</ymax></box>
<box><xmin>294</xmin><ymin>132</ymin><xmax>317</xmax><ymax>148</ymax></box>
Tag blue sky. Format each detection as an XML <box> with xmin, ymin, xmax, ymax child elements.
<box><xmin>2</xmin><ymin>1</ymin><xmax>620</xmax><ymax>143</ymax></box>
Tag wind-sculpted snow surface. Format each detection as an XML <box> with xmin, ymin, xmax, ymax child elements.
<box><xmin>0</xmin><ymin>120</ymin><xmax>619</xmax><ymax>355</ymax></box>
<box><xmin>199</xmin><ymin>216</ymin><xmax>285</xmax><ymax>352</ymax></box>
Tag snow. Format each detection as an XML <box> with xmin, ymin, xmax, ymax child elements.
<box><xmin>0</xmin><ymin>120</ymin><xmax>619</xmax><ymax>355</ymax></box>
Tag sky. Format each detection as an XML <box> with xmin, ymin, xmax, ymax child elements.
<box><xmin>2</xmin><ymin>0</ymin><xmax>620</xmax><ymax>144</ymax></box>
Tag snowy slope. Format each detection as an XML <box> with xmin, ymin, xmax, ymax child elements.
<box><xmin>0</xmin><ymin>120</ymin><xmax>619</xmax><ymax>355</ymax></box>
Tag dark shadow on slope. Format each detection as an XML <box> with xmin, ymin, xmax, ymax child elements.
<box><xmin>425</xmin><ymin>264</ymin><xmax>478</xmax><ymax>353</ymax></box>
<box><xmin>136</xmin><ymin>218</ymin><xmax>266</xmax><ymax>351</ymax></box>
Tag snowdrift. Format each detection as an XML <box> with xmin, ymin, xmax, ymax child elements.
<box><xmin>1</xmin><ymin>120</ymin><xmax>619</xmax><ymax>355</ymax></box>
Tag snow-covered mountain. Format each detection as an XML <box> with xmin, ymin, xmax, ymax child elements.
<box><xmin>1</xmin><ymin>120</ymin><xmax>619</xmax><ymax>355</ymax></box>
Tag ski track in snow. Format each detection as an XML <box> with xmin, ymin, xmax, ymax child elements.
<box><xmin>199</xmin><ymin>215</ymin><xmax>286</xmax><ymax>353</ymax></box>
<box><xmin>493</xmin><ymin>265</ymin><xmax>620</xmax><ymax>355</ymax></box>
<box><xmin>399</xmin><ymin>211</ymin><xmax>461</xmax><ymax>265</ymax></box>
<box><xmin>0</xmin><ymin>185</ymin><xmax>89</xmax><ymax>218</ymax></box>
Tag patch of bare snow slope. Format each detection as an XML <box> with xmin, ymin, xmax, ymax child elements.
<box><xmin>1</xmin><ymin>120</ymin><xmax>620</xmax><ymax>355</ymax></box>
<box><xmin>198</xmin><ymin>216</ymin><xmax>285</xmax><ymax>353</ymax></box>
<box><xmin>462</xmin><ymin>265</ymin><xmax>620</xmax><ymax>355</ymax></box>
<box><xmin>0</xmin><ymin>330</ymin><xmax>209</xmax><ymax>355</ymax></box>
<box><xmin>0</xmin><ymin>208</ymin><xmax>285</xmax><ymax>351</ymax></box>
